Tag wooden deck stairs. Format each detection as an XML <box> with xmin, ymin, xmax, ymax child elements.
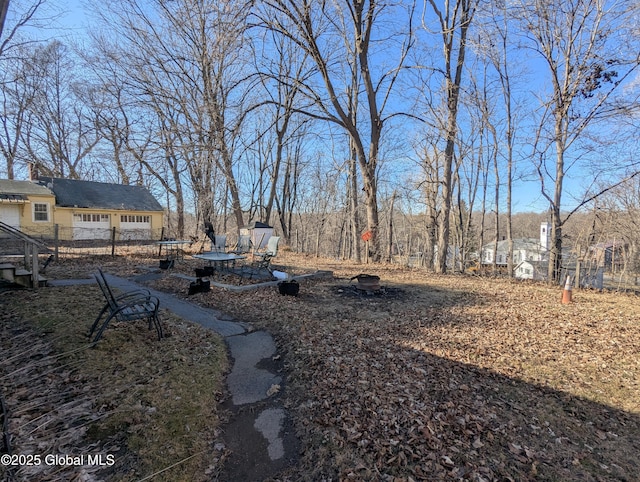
<box><xmin>0</xmin><ymin>263</ymin><xmax>48</xmax><ymax>288</ymax></box>
<box><xmin>0</xmin><ymin>221</ymin><xmax>52</xmax><ymax>290</ymax></box>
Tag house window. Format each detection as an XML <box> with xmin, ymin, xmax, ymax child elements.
<box><xmin>33</xmin><ymin>203</ymin><xmax>49</xmax><ymax>222</ymax></box>
<box><xmin>73</xmin><ymin>213</ymin><xmax>109</xmax><ymax>223</ymax></box>
<box><xmin>121</xmin><ymin>215</ymin><xmax>150</xmax><ymax>223</ymax></box>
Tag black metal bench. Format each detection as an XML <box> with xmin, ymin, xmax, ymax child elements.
<box><xmin>88</xmin><ymin>268</ymin><xmax>163</xmax><ymax>344</ymax></box>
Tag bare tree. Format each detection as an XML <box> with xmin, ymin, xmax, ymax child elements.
<box><xmin>0</xmin><ymin>0</ymin><xmax>73</xmax><ymax>179</ymax></box>
<box><xmin>603</xmin><ymin>176</ymin><xmax>640</xmax><ymax>279</ymax></box>
<box><xmin>452</xmin><ymin>107</ymin><xmax>482</xmax><ymax>272</ymax></box>
<box><xmin>0</xmin><ymin>0</ymin><xmax>45</xmax><ymax>57</ymax></box>
<box><xmin>467</xmin><ymin>63</ymin><xmax>502</xmax><ymax>274</ymax></box>
<box><xmin>421</xmin><ymin>0</ymin><xmax>478</xmax><ymax>273</ymax></box>
<box><xmin>472</xmin><ymin>2</ymin><xmax>521</xmax><ymax>276</ymax></box>
<box><xmin>253</xmin><ymin>27</ymin><xmax>315</xmax><ymax>238</ymax></box>
<box><xmin>516</xmin><ymin>0</ymin><xmax>640</xmax><ymax>281</ymax></box>
<box><xmin>0</xmin><ymin>44</ymin><xmax>37</xmax><ymax>178</ymax></box>
<box><xmin>415</xmin><ymin>137</ymin><xmax>441</xmax><ymax>268</ymax></box>
<box><xmin>347</xmin><ymin>135</ymin><xmax>362</xmax><ymax>262</ymax></box>
<box><xmin>256</xmin><ymin>0</ymin><xmax>415</xmax><ymax>262</ymax></box>
<box><xmin>275</xmin><ymin>131</ymin><xmax>307</xmax><ymax>243</ymax></box>
<box><xmin>0</xmin><ymin>1</ymin><xmax>69</xmax><ymax>177</ymax></box>
<box><xmin>94</xmin><ymin>0</ymin><xmax>256</xmax><ymax>235</ymax></box>
<box><xmin>19</xmin><ymin>41</ymin><xmax>99</xmax><ymax>178</ymax></box>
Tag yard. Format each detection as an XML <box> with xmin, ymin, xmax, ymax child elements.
<box><xmin>2</xmin><ymin>250</ymin><xmax>639</xmax><ymax>481</ymax></box>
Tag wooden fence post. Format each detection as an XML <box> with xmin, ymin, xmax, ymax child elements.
<box><xmin>32</xmin><ymin>243</ymin><xmax>39</xmax><ymax>290</ymax></box>
<box><xmin>158</xmin><ymin>227</ymin><xmax>165</xmax><ymax>257</ymax></box>
<box><xmin>23</xmin><ymin>241</ymin><xmax>30</xmax><ymax>269</ymax></box>
<box><xmin>54</xmin><ymin>224</ymin><xmax>59</xmax><ymax>261</ymax></box>
<box><xmin>111</xmin><ymin>227</ymin><xmax>116</xmax><ymax>257</ymax></box>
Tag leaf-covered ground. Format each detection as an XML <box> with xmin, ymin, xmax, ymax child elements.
<box><xmin>151</xmin><ymin>251</ymin><xmax>640</xmax><ymax>481</ymax></box>
<box><xmin>3</xmin><ymin>251</ymin><xmax>640</xmax><ymax>481</ymax></box>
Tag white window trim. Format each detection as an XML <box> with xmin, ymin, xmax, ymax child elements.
<box><xmin>120</xmin><ymin>214</ymin><xmax>151</xmax><ymax>224</ymax></box>
<box><xmin>73</xmin><ymin>213</ymin><xmax>110</xmax><ymax>223</ymax></box>
<box><xmin>32</xmin><ymin>202</ymin><xmax>50</xmax><ymax>222</ymax></box>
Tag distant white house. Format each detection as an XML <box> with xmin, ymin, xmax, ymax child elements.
<box><xmin>482</xmin><ymin>238</ymin><xmax>546</xmax><ymax>265</ymax></box>
<box><xmin>481</xmin><ymin>222</ymin><xmax>552</xmax><ymax>279</ymax></box>
<box><xmin>514</xmin><ymin>260</ymin><xmax>547</xmax><ymax>280</ymax></box>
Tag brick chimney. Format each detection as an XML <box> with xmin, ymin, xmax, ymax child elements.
<box><xmin>28</xmin><ymin>162</ymin><xmax>39</xmax><ymax>181</ymax></box>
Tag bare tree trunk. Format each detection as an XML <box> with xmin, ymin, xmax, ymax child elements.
<box><xmin>258</xmin><ymin>0</ymin><xmax>414</xmax><ymax>263</ymax></box>
<box><xmin>349</xmin><ymin>143</ymin><xmax>362</xmax><ymax>263</ymax></box>
<box><xmin>426</xmin><ymin>0</ymin><xmax>476</xmax><ymax>274</ymax></box>
<box><xmin>492</xmin><ymin>215</ymin><xmax>498</xmax><ymax>275</ymax></box>
<box><xmin>387</xmin><ymin>191</ymin><xmax>396</xmax><ymax>263</ymax></box>
<box><xmin>262</xmin><ymin>36</ymin><xmax>307</xmax><ymax>228</ymax></box>
<box><xmin>493</xmin><ymin>146</ymin><xmax>500</xmax><ymax>276</ymax></box>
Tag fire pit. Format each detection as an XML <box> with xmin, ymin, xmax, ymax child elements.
<box><xmin>335</xmin><ymin>276</ymin><xmax>404</xmax><ymax>300</ymax></box>
<box><xmin>351</xmin><ymin>274</ymin><xmax>381</xmax><ymax>293</ymax></box>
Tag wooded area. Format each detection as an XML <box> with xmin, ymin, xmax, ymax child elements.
<box><xmin>1</xmin><ymin>0</ymin><xmax>639</xmax><ymax>280</ymax></box>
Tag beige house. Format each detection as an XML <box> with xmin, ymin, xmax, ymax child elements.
<box><xmin>0</xmin><ymin>179</ymin><xmax>55</xmax><ymax>235</ymax></box>
<box><xmin>0</xmin><ymin>177</ymin><xmax>164</xmax><ymax>241</ymax></box>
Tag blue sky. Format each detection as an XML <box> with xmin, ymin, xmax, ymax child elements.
<box><xmin>15</xmin><ymin>0</ymin><xmax>639</xmax><ymax>216</ymax></box>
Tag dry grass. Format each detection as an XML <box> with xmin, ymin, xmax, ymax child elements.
<box><xmin>0</xmin><ymin>283</ymin><xmax>228</xmax><ymax>482</ymax></box>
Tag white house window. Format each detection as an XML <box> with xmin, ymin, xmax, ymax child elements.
<box><xmin>120</xmin><ymin>215</ymin><xmax>150</xmax><ymax>223</ymax></box>
<box><xmin>74</xmin><ymin>213</ymin><xmax>109</xmax><ymax>223</ymax></box>
<box><xmin>33</xmin><ymin>203</ymin><xmax>49</xmax><ymax>222</ymax></box>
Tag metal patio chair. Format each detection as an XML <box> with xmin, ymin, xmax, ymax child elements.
<box><xmin>88</xmin><ymin>268</ymin><xmax>163</xmax><ymax>344</ymax></box>
<box><xmin>242</xmin><ymin>236</ymin><xmax>281</xmax><ymax>280</ymax></box>
<box><xmin>229</xmin><ymin>234</ymin><xmax>252</xmax><ymax>255</ymax></box>
<box><xmin>254</xmin><ymin>236</ymin><xmax>280</xmax><ymax>261</ymax></box>
<box><xmin>211</xmin><ymin>234</ymin><xmax>227</xmax><ymax>253</ymax></box>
